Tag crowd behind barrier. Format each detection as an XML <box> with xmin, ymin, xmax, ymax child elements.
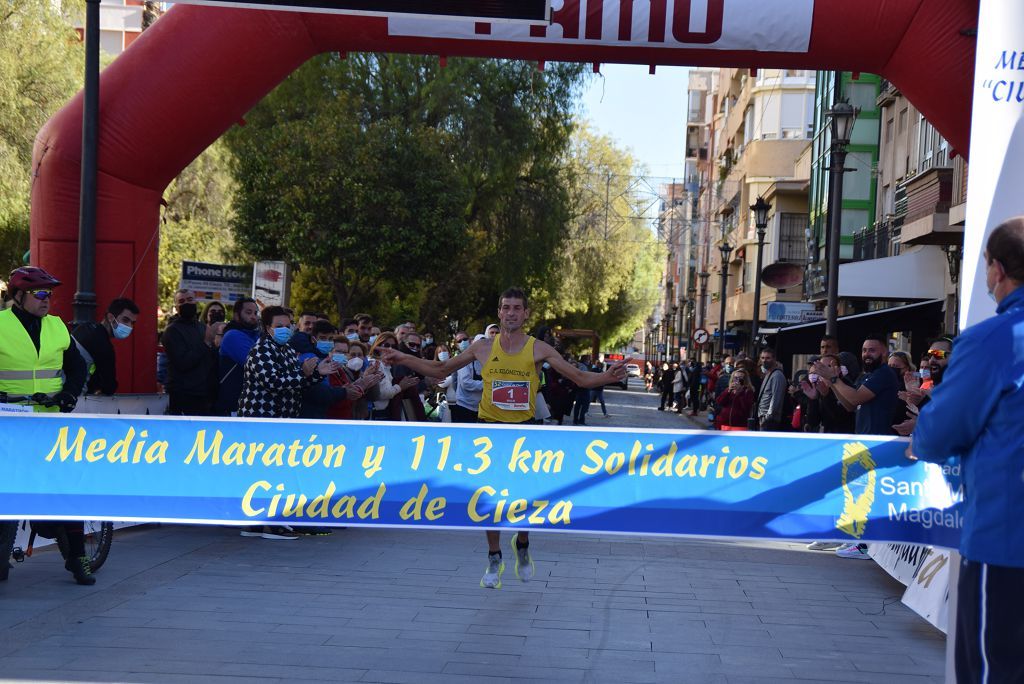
<box><xmin>6</xmin><ymin>244</ymin><xmax>1024</xmax><ymax>681</ymax></box>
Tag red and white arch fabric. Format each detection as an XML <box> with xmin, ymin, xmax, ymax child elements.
<box><xmin>31</xmin><ymin>0</ymin><xmax>978</xmax><ymax>391</ymax></box>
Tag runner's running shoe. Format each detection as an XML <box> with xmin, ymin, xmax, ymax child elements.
<box><xmin>510</xmin><ymin>533</ymin><xmax>535</xmax><ymax>582</ymax></box>
<box><xmin>480</xmin><ymin>552</ymin><xmax>504</xmax><ymax>589</ymax></box>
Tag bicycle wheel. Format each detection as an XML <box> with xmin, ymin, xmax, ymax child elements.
<box><xmin>84</xmin><ymin>521</ymin><xmax>113</xmax><ymax>571</ymax></box>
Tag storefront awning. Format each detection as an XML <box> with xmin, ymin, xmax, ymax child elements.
<box><xmin>771</xmin><ymin>299</ymin><xmax>945</xmax><ymax>366</ymax></box>
<box><xmin>838</xmin><ymin>247</ymin><xmax>948</xmax><ymax>300</ymax></box>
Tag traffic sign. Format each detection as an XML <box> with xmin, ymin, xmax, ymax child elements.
<box><xmin>692</xmin><ymin>328</ymin><xmax>710</xmax><ymax>345</ymax></box>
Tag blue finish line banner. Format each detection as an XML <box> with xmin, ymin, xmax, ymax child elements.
<box><xmin>1</xmin><ymin>414</ymin><xmax>962</xmax><ymax>549</ymax></box>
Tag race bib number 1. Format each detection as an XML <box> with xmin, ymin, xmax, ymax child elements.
<box><xmin>491</xmin><ymin>381</ymin><xmax>530</xmax><ymax>411</ymax></box>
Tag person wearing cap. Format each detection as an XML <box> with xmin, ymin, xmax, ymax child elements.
<box><xmin>0</xmin><ymin>266</ymin><xmax>93</xmax><ymax>585</ymax></box>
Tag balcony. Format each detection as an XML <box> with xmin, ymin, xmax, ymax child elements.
<box><xmin>853</xmin><ymin>222</ymin><xmax>899</xmax><ymax>262</ymax></box>
<box><xmin>877</xmin><ymin>79</ymin><xmax>899</xmax><ymax>108</ymax></box>
<box><xmin>901</xmin><ymin>167</ymin><xmax>960</xmax><ymax>245</ymax></box>
<box><xmin>686</xmin><ymin>146</ymin><xmax>709</xmax><ymax>161</ymax></box>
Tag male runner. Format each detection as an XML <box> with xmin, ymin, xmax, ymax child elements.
<box><xmin>381</xmin><ymin>287</ymin><xmax>628</xmax><ymax>588</ymax></box>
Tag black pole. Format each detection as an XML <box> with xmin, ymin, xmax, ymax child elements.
<box><xmin>750</xmin><ymin>227</ymin><xmax>767</xmax><ymax>355</ymax></box>
<box><xmin>73</xmin><ymin>0</ymin><xmax>101</xmax><ymax>326</ymax></box>
<box><xmin>718</xmin><ymin>264</ymin><xmax>729</xmax><ymax>359</ymax></box>
<box><xmin>825</xmin><ymin>145</ymin><xmax>848</xmax><ymax>338</ymax></box>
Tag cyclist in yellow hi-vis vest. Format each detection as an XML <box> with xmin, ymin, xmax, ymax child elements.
<box><xmin>382</xmin><ymin>287</ymin><xmax>628</xmax><ymax>589</ymax></box>
<box><xmin>0</xmin><ymin>266</ymin><xmax>92</xmax><ymax>585</ymax></box>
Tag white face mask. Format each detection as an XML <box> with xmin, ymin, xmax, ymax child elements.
<box><xmin>347</xmin><ymin>357</ymin><xmax>364</xmax><ymax>372</ymax></box>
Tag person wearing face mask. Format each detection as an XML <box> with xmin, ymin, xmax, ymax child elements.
<box><xmin>238</xmin><ymin>306</ymin><xmax>339</xmax><ymax>420</ymax></box>
<box><xmin>449</xmin><ymin>333</ymin><xmax>486</xmax><ymax>423</ymax></box>
<box><xmin>296</xmin><ymin>321</ymin><xmax>365</xmax><ymax>420</ymax></box>
<box><xmin>162</xmin><ymin>292</ymin><xmax>213</xmax><ymax>416</ymax></box>
<box><xmin>909</xmin><ymin>219</ymin><xmax>1024</xmax><ymax>684</ymax></box>
<box><xmin>753</xmin><ymin>348</ymin><xmax>789</xmax><ymax>430</ymax></box>
<box><xmin>71</xmin><ymin>297</ymin><xmax>140</xmax><ymax>396</ymax></box>
<box><xmin>434</xmin><ymin>343</ymin><xmax>457</xmax><ymax>403</ymax></box>
<box><xmin>327</xmin><ymin>339</ymin><xmax>383</xmax><ymax>420</ymax></box>
<box><xmin>341</xmin><ymin>318</ymin><xmax>360</xmax><ymax>342</ymax></box>
<box><xmin>712</xmin><ymin>355</ymin><xmax>735</xmax><ymax>399</ymax></box>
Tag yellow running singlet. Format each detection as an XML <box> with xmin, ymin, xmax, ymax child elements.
<box><xmin>477</xmin><ymin>334</ymin><xmax>538</xmax><ymax>423</ymax></box>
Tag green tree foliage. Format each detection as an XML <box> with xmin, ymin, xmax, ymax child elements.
<box><xmin>542</xmin><ymin>125</ymin><xmax>665</xmax><ymax>349</ymax></box>
<box><xmin>157</xmin><ymin>140</ymin><xmax>237</xmax><ymax>313</ymax></box>
<box><xmin>227</xmin><ymin>53</ymin><xmax>587</xmax><ymax>327</ymax></box>
<box><xmin>0</xmin><ymin>0</ymin><xmax>84</xmax><ymax>274</ymax></box>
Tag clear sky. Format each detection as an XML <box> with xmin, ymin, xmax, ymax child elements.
<box><xmin>577</xmin><ymin>63</ymin><xmax>692</xmax><ymax>180</ymax></box>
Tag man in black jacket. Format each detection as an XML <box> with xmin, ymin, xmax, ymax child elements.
<box><xmin>657</xmin><ymin>362</ymin><xmax>677</xmax><ymax>411</ymax></box>
<box><xmin>72</xmin><ymin>298</ymin><xmax>139</xmax><ymax>396</ymax></box>
<box><xmin>162</xmin><ymin>300</ymin><xmax>211</xmax><ymax>415</ymax></box>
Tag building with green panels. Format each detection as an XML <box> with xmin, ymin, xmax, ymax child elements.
<box><xmin>806</xmin><ymin>72</ymin><xmax>880</xmax><ymax>302</ymax></box>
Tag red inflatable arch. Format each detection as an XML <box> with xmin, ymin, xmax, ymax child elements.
<box><xmin>31</xmin><ymin>0</ymin><xmax>978</xmax><ymax>391</ymax></box>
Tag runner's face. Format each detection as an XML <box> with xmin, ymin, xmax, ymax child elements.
<box><xmin>497</xmin><ymin>298</ymin><xmax>527</xmax><ymax>332</ymax></box>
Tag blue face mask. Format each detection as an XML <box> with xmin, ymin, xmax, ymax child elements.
<box><xmin>332</xmin><ymin>353</ymin><xmax>347</xmax><ymax>364</ymax></box>
<box><xmin>458</xmin><ymin>340</ymin><xmax>470</xmax><ymax>352</ymax></box>
<box><xmin>112</xmin><ymin>322</ymin><xmax>133</xmax><ymax>340</ymax></box>
<box><xmin>368</xmin><ymin>335</ymin><xmax>378</xmax><ymax>345</ymax></box>
<box><xmin>346</xmin><ymin>332</ymin><xmax>358</xmax><ymax>342</ymax></box>
<box><xmin>316</xmin><ymin>340</ymin><xmax>334</xmax><ymax>355</ymax></box>
<box><xmin>438</xmin><ymin>351</ymin><xmax>450</xmax><ymax>362</ymax></box>
<box><xmin>271</xmin><ymin>326</ymin><xmax>293</xmax><ymax>345</ymax></box>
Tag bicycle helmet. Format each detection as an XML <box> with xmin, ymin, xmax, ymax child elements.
<box><xmin>8</xmin><ymin>266</ymin><xmax>61</xmax><ymax>291</ymax></box>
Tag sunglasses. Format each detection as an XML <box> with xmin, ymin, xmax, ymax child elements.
<box><xmin>406</xmin><ymin>343</ymin><xmax>420</xmax><ymax>350</ymax></box>
<box><xmin>28</xmin><ymin>289</ymin><xmax>53</xmax><ymax>301</ymax></box>
<box><xmin>926</xmin><ymin>349</ymin><xmax>951</xmax><ymax>360</ymax></box>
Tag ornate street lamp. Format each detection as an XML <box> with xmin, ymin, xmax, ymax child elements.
<box><xmin>749</xmin><ymin>196</ymin><xmax>772</xmax><ymax>355</ymax></box>
<box><xmin>698</xmin><ymin>271</ymin><xmax>710</xmax><ymax>329</ymax></box>
<box><xmin>825</xmin><ymin>100</ymin><xmax>858</xmax><ymax>338</ymax></box>
<box><xmin>717</xmin><ymin>241</ymin><xmax>733</xmax><ymax>359</ymax></box>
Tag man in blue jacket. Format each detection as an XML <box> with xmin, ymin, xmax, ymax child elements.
<box><xmin>911</xmin><ymin>217</ymin><xmax>1024</xmax><ymax>684</ymax></box>
<box><xmin>213</xmin><ymin>297</ymin><xmax>260</xmax><ymax>416</ymax></box>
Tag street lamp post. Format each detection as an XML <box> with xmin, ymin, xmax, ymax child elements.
<box><xmin>686</xmin><ymin>285</ymin><xmax>696</xmax><ymax>351</ymax></box>
<box><xmin>825</xmin><ymin>100</ymin><xmax>858</xmax><ymax>338</ymax></box>
<box><xmin>670</xmin><ymin>305</ymin><xmax>678</xmax><ymax>360</ymax></box>
<box><xmin>698</xmin><ymin>271</ymin><xmax>710</xmax><ymax>328</ymax></box>
<box><xmin>749</xmin><ymin>196</ymin><xmax>772</xmax><ymax>356</ymax></box>
<box><xmin>717</xmin><ymin>242</ymin><xmax>733</xmax><ymax>359</ymax></box>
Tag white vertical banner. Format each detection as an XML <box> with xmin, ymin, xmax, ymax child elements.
<box><xmin>961</xmin><ymin>2</ymin><xmax>1024</xmax><ymax>328</ymax></box>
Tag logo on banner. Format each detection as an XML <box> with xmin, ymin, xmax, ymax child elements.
<box><xmin>388</xmin><ymin>0</ymin><xmax>815</xmax><ymax>53</ymax></box>
<box><xmin>837</xmin><ymin>442</ymin><xmax>877</xmax><ymax>538</ymax></box>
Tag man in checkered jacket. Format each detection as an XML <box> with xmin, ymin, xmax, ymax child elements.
<box><xmin>238</xmin><ymin>306</ymin><xmax>339</xmax><ymax>419</ymax></box>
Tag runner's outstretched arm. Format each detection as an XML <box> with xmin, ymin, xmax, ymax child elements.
<box><xmin>380</xmin><ymin>340</ymin><xmax>483</xmax><ymax>378</ymax></box>
<box><xmin>534</xmin><ymin>340</ymin><xmax>628</xmax><ymax>389</ymax></box>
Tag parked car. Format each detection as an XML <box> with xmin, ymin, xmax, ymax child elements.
<box><xmin>626</xmin><ymin>363</ymin><xmax>641</xmax><ymax>377</ymax></box>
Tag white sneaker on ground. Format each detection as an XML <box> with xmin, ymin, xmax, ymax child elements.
<box><xmin>835</xmin><ymin>543</ymin><xmax>871</xmax><ymax>559</ymax></box>
<box><xmin>260</xmin><ymin>526</ymin><xmax>299</xmax><ymax>540</ymax></box>
<box><xmin>806</xmin><ymin>541</ymin><xmax>844</xmax><ymax>551</ymax></box>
